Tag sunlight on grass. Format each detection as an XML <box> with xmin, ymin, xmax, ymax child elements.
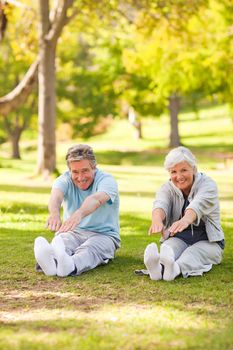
<box><xmin>0</xmin><ymin>302</ymin><xmax>215</xmax><ymax>329</ymax></box>
<box><xmin>0</xmin><ymin>104</ymin><xmax>233</xmax><ymax>350</ymax></box>
<box><xmin>0</xmin><ymin>298</ymin><xmax>221</xmax><ymax>350</ymax></box>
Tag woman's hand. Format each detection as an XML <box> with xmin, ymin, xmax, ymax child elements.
<box><xmin>148</xmin><ymin>221</ymin><xmax>165</xmax><ymax>236</ymax></box>
<box><xmin>169</xmin><ymin>209</ymin><xmax>197</xmax><ymax>236</ymax></box>
<box><xmin>169</xmin><ymin>217</ymin><xmax>190</xmax><ymax>236</ymax></box>
<box><xmin>149</xmin><ymin>208</ymin><xmax>167</xmax><ymax>238</ymax></box>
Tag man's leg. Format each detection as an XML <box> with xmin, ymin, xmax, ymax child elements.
<box><xmin>34</xmin><ymin>231</ymin><xmax>85</xmax><ymax>277</ymax></box>
<box><xmin>72</xmin><ymin>234</ymin><xmax>117</xmax><ymax>275</ymax></box>
<box><xmin>34</xmin><ymin>236</ymin><xmax>57</xmax><ymax>276</ymax></box>
<box><xmin>56</xmin><ymin>231</ymin><xmax>86</xmax><ymax>255</ymax></box>
<box><xmin>51</xmin><ymin>231</ymin><xmax>87</xmax><ymax>277</ymax></box>
<box><xmin>52</xmin><ymin>232</ymin><xmax>117</xmax><ymax>276</ymax></box>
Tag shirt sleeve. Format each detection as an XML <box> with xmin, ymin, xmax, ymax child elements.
<box><xmin>52</xmin><ymin>173</ymin><xmax>70</xmax><ymax>196</ymax></box>
<box><xmin>152</xmin><ymin>183</ymin><xmax>172</xmax><ymax>225</ymax></box>
<box><xmin>187</xmin><ymin>177</ymin><xmax>219</xmax><ymax>225</ymax></box>
<box><xmin>96</xmin><ymin>174</ymin><xmax>118</xmax><ymax>204</ymax></box>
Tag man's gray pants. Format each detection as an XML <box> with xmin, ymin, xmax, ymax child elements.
<box><xmin>58</xmin><ymin>230</ymin><xmax>119</xmax><ymax>276</ymax></box>
<box><xmin>162</xmin><ymin>237</ymin><xmax>223</xmax><ymax>278</ymax></box>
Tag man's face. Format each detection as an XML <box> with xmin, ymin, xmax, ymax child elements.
<box><xmin>70</xmin><ymin>160</ymin><xmax>96</xmax><ymax>190</ymax></box>
<box><xmin>169</xmin><ymin>161</ymin><xmax>195</xmax><ymax>196</ymax></box>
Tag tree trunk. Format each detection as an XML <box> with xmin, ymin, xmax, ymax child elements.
<box><xmin>37</xmin><ymin>41</ymin><xmax>57</xmax><ymax>176</ymax></box>
<box><xmin>36</xmin><ymin>0</ymin><xmax>57</xmax><ymax>176</ymax></box>
<box><xmin>128</xmin><ymin>106</ymin><xmax>143</xmax><ymax>139</ymax></box>
<box><xmin>36</xmin><ymin>0</ymin><xmax>75</xmax><ymax>177</ymax></box>
<box><xmin>10</xmin><ymin>128</ymin><xmax>22</xmax><ymax>159</ymax></box>
<box><xmin>3</xmin><ymin>114</ymin><xmax>25</xmax><ymax>159</ymax></box>
<box><xmin>168</xmin><ymin>93</ymin><xmax>181</xmax><ymax>148</ymax></box>
<box><xmin>134</xmin><ymin>121</ymin><xmax>142</xmax><ymax>139</ymax></box>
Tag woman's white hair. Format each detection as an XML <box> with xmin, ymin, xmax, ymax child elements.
<box><xmin>164</xmin><ymin>146</ymin><xmax>197</xmax><ymax>171</ymax></box>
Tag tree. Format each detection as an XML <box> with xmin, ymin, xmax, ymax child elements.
<box><xmin>2</xmin><ymin>95</ymin><xmax>36</xmax><ymax>158</ymax></box>
<box><xmin>0</xmin><ymin>60</ymin><xmax>38</xmax><ymax>116</ymax></box>
<box><xmin>0</xmin><ymin>0</ymin><xmax>77</xmax><ymax>172</ymax></box>
<box><xmin>121</xmin><ymin>1</ymin><xmax>216</xmax><ymax>147</ymax></box>
<box><xmin>56</xmin><ymin>30</ymin><xmax>119</xmax><ymax>139</ymax></box>
<box><xmin>37</xmin><ymin>0</ymin><xmax>78</xmax><ymax>176</ymax></box>
<box><xmin>0</xmin><ymin>0</ymin><xmax>38</xmax><ymax>156</ymax></box>
<box><xmin>3</xmin><ymin>0</ymin><xmax>232</xmax><ymax>168</ymax></box>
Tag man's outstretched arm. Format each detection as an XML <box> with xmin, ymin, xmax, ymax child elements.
<box><xmin>46</xmin><ymin>188</ymin><xmax>64</xmax><ymax>231</ymax></box>
<box><xmin>58</xmin><ymin>191</ymin><xmax>110</xmax><ymax>233</ymax></box>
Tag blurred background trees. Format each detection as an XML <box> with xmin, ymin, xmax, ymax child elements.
<box><xmin>0</xmin><ymin>0</ymin><xmax>232</xmax><ymax>174</ymax></box>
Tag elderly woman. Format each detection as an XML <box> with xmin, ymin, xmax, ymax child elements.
<box><xmin>144</xmin><ymin>146</ymin><xmax>224</xmax><ymax>281</ymax></box>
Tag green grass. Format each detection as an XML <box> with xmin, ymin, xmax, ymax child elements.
<box><xmin>0</xmin><ymin>104</ymin><xmax>233</xmax><ymax>350</ymax></box>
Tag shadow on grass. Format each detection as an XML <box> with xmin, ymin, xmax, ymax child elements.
<box><xmin>95</xmin><ymin>149</ymin><xmax>166</xmax><ymax>166</ymax></box>
<box><xmin>219</xmin><ymin>195</ymin><xmax>233</xmax><ymax>201</ymax></box>
<box><xmin>0</xmin><ymin>304</ymin><xmax>232</xmax><ymax>350</ymax></box>
<box><xmin>0</xmin><ymin>184</ymin><xmax>50</xmax><ymax>194</ymax></box>
<box><xmin>182</xmin><ymin>130</ymin><xmax>233</xmax><ymax>140</ymax></box>
<box><xmin>0</xmin><ymin>312</ymin><xmax>232</xmax><ymax>350</ymax></box>
<box><xmin>120</xmin><ymin>213</ymin><xmax>151</xmax><ymax>232</ymax></box>
<box><xmin>120</xmin><ymin>190</ymin><xmax>154</xmax><ymax>198</ymax></box>
<box><xmin>1</xmin><ymin>148</ymin><xmax>232</xmax><ymax>174</ymax></box>
<box><xmin>94</xmin><ymin>147</ymin><xmax>233</xmax><ymax>168</ymax></box>
<box><xmin>189</xmin><ymin>144</ymin><xmax>233</xmax><ymax>155</ymax></box>
<box><xmin>0</xmin><ymin>201</ymin><xmax>47</xmax><ymax>215</ymax></box>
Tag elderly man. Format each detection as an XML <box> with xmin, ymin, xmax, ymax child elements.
<box><xmin>34</xmin><ymin>144</ymin><xmax>120</xmax><ymax>277</ymax></box>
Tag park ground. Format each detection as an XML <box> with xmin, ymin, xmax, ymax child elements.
<box><xmin>0</xmin><ymin>104</ymin><xmax>233</xmax><ymax>350</ymax></box>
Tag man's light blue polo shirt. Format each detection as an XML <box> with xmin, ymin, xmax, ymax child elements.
<box><xmin>52</xmin><ymin>168</ymin><xmax>120</xmax><ymax>242</ymax></box>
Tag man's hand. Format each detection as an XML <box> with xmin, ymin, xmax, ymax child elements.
<box><xmin>46</xmin><ymin>214</ymin><xmax>62</xmax><ymax>232</ymax></box>
<box><xmin>58</xmin><ymin>211</ymin><xmax>82</xmax><ymax>233</ymax></box>
<box><xmin>47</xmin><ymin>188</ymin><xmax>64</xmax><ymax>231</ymax></box>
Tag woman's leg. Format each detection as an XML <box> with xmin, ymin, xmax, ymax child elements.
<box><xmin>144</xmin><ymin>238</ymin><xmax>188</xmax><ymax>281</ymax></box>
<box><xmin>176</xmin><ymin>240</ymin><xmax>223</xmax><ymax>278</ymax></box>
<box><xmin>160</xmin><ymin>238</ymin><xmax>188</xmax><ymax>281</ymax></box>
<box><xmin>144</xmin><ymin>243</ymin><xmax>162</xmax><ymax>280</ymax></box>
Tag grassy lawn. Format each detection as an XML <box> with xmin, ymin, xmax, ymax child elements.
<box><xmin>0</xmin><ymin>105</ymin><xmax>233</xmax><ymax>350</ymax></box>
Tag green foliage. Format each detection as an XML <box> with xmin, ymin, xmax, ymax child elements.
<box><xmin>0</xmin><ymin>1</ymin><xmax>38</xmax><ymax>151</ymax></box>
<box><xmin>56</xmin><ymin>31</ymin><xmax>118</xmax><ymax>137</ymax></box>
<box><xmin>122</xmin><ymin>0</ymin><xmax>233</xmax><ymax>109</ymax></box>
<box><xmin>1</xmin><ymin>0</ymin><xmax>233</xmax><ymax>144</ymax></box>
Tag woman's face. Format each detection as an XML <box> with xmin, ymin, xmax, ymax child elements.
<box><xmin>169</xmin><ymin>161</ymin><xmax>195</xmax><ymax>196</ymax></box>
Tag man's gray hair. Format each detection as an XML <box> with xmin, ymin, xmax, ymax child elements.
<box><xmin>164</xmin><ymin>146</ymin><xmax>197</xmax><ymax>171</ymax></box>
<box><xmin>66</xmin><ymin>144</ymin><xmax>97</xmax><ymax>168</ymax></box>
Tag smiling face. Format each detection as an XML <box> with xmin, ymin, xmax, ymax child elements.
<box><xmin>169</xmin><ymin>161</ymin><xmax>196</xmax><ymax>196</ymax></box>
<box><xmin>69</xmin><ymin>159</ymin><xmax>96</xmax><ymax>190</ymax></box>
